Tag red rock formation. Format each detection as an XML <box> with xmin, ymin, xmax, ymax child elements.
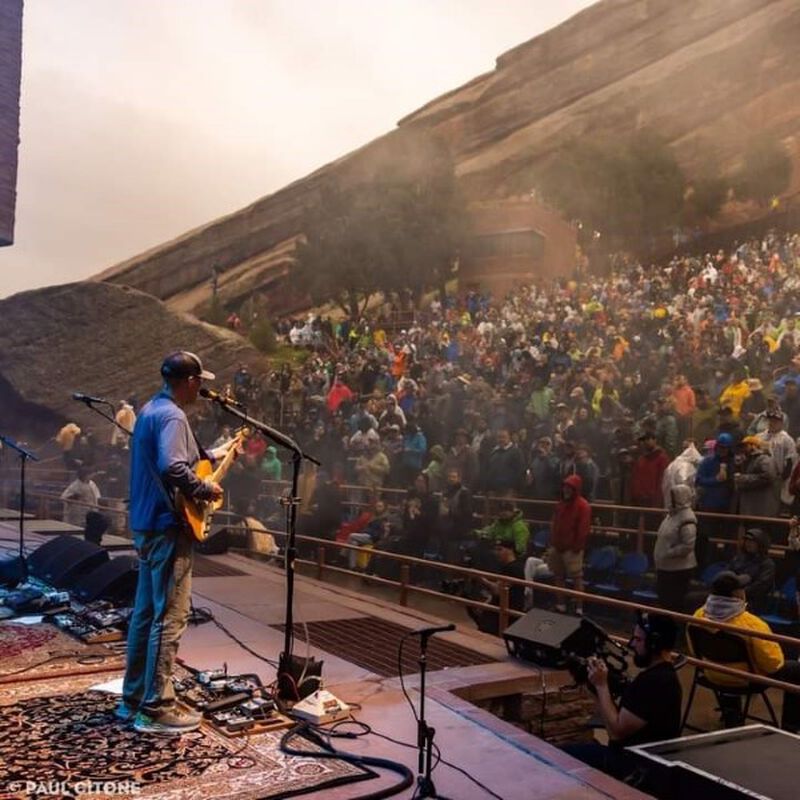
<box><xmin>97</xmin><ymin>0</ymin><xmax>800</xmax><ymax>314</ymax></box>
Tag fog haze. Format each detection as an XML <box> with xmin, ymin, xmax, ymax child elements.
<box><xmin>0</xmin><ymin>0</ymin><xmax>593</xmax><ymax>298</ymax></box>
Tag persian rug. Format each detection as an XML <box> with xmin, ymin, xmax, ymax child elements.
<box><xmin>0</xmin><ymin>679</ymin><xmax>375</xmax><ymax>800</ymax></box>
<box><xmin>0</xmin><ymin>621</ymin><xmax>124</xmax><ymax>683</ymax></box>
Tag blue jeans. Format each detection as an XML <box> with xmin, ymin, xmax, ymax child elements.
<box><xmin>122</xmin><ymin>528</ymin><xmax>193</xmax><ymax>710</ymax></box>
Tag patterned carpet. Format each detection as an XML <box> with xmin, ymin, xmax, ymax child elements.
<box><xmin>0</xmin><ymin>622</ymin><xmax>124</xmax><ymax>683</ymax></box>
<box><xmin>0</xmin><ymin>676</ymin><xmax>374</xmax><ymax>799</ymax></box>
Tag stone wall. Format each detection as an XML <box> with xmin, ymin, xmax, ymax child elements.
<box><xmin>460</xmin><ymin>199</ymin><xmax>577</xmax><ymax>295</ymax></box>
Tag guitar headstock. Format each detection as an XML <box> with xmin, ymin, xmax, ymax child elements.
<box><xmin>234</xmin><ymin>426</ymin><xmax>252</xmax><ymax>444</ymax></box>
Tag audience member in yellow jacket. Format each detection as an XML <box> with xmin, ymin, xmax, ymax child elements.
<box><xmin>718</xmin><ymin>374</ymin><xmax>751</xmax><ymax>419</ymax></box>
<box><xmin>691</xmin><ymin>571</ymin><xmax>800</xmax><ymax>731</ymax></box>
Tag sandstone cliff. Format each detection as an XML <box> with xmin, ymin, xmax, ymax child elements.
<box><xmin>0</xmin><ymin>282</ymin><xmax>266</xmax><ymax>436</ymax></box>
<box><xmin>96</xmin><ymin>0</ymin><xmax>800</xmax><ymax>316</ymax></box>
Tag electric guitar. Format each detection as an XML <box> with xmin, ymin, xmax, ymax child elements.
<box><xmin>178</xmin><ymin>427</ymin><xmax>250</xmax><ymax>542</ymax></box>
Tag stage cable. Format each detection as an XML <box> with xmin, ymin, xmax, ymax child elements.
<box><xmin>189</xmin><ymin>603</ymin><xmax>279</xmax><ymax>669</ymax></box>
<box><xmin>280</xmin><ymin>721</ymin><xmax>414</xmax><ymax>800</ymax></box>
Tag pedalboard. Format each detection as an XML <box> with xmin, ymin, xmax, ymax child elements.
<box><xmin>174</xmin><ymin>667</ymin><xmax>293</xmax><ymax>737</ymax></box>
<box><xmin>48</xmin><ymin>601</ymin><xmax>131</xmax><ymax>644</ymax></box>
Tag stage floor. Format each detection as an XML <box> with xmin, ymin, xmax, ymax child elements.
<box><xmin>0</xmin><ymin>528</ymin><xmax>649</xmax><ymax>799</ymax></box>
<box><xmin>177</xmin><ymin>551</ymin><xmax>648</xmax><ymax>799</ymax></box>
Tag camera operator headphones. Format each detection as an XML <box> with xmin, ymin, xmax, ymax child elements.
<box><xmin>635</xmin><ymin>611</ymin><xmax>663</xmax><ymax>654</ymax></box>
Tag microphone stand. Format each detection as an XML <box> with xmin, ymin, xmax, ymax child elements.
<box><xmin>0</xmin><ymin>433</ymin><xmax>39</xmax><ymax>574</ymax></box>
<box><xmin>201</xmin><ymin>394</ymin><xmax>320</xmax><ymax>698</ymax></box>
<box><xmin>74</xmin><ymin>397</ymin><xmax>132</xmax><ymax>442</ymax></box>
<box><xmin>413</xmin><ymin>626</ymin><xmax>453</xmax><ymax>800</ymax></box>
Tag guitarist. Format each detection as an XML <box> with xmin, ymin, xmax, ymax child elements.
<box><xmin>118</xmin><ymin>351</ymin><xmax>236</xmax><ymax>735</ymax></box>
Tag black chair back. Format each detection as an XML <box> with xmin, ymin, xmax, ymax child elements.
<box><xmin>687</xmin><ymin>624</ymin><xmax>752</xmax><ymax>669</ymax></box>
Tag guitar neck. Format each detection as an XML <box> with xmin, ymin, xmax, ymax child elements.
<box><xmin>211</xmin><ymin>432</ymin><xmax>246</xmax><ymax>484</ymax></box>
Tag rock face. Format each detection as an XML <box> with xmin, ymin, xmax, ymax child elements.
<box><xmin>97</xmin><ymin>0</ymin><xmax>800</xmax><ymax>314</ymax></box>
<box><xmin>0</xmin><ymin>282</ymin><xmax>266</xmax><ymax>436</ymax></box>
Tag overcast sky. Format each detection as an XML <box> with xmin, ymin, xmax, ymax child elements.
<box><xmin>0</xmin><ymin>0</ymin><xmax>594</xmax><ymax>299</ymax></box>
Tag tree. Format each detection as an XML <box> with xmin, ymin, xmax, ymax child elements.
<box><xmin>249</xmin><ymin>317</ymin><xmax>277</xmax><ymax>354</ymax></box>
<box><xmin>294</xmin><ymin>182</ymin><xmax>390</xmax><ymax>319</ymax></box>
<box><xmin>684</xmin><ymin>174</ymin><xmax>728</xmax><ymax>224</ymax></box>
<box><xmin>530</xmin><ymin>131</ymin><xmax>686</xmax><ymax>248</ymax></box>
<box><xmin>200</xmin><ymin>295</ymin><xmax>227</xmax><ymax>326</ymax></box>
<box><xmin>733</xmin><ymin>134</ymin><xmax>792</xmax><ymax>206</ymax></box>
<box><xmin>294</xmin><ymin>160</ymin><xmax>464</xmax><ymax>317</ymax></box>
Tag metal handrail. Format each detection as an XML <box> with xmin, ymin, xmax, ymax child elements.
<box><xmin>7</xmin><ymin>481</ymin><xmax>800</xmax><ymax>697</ymax></box>
<box><xmin>275</xmin><ymin>530</ymin><xmax>800</xmax><ymax>696</ymax></box>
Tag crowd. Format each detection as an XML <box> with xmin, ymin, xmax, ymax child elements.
<box><xmin>41</xmin><ymin>228</ymin><xmax>800</xmax><ymax>774</ymax></box>
<box><xmin>52</xmin><ymin>230</ymin><xmax>800</xmax><ymax>592</ymax></box>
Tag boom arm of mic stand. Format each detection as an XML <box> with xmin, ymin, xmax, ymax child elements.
<box><xmin>0</xmin><ymin>434</ymin><xmax>40</xmax><ymax>462</ymax></box>
<box><xmin>76</xmin><ymin>400</ymin><xmax>132</xmax><ymax>440</ymax></box>
<box><xmin>204</xmin><ymin>397</ymin><xmax>321</xmax><ymax>465</ymax></box>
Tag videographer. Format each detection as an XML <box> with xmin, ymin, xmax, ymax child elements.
<box><xmin>563</xmin><ymin>612</ymin><xmax>681</xmax><ymax>780</ymax></box>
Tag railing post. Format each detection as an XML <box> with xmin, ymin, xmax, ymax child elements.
<box><xmin>636</xmin><ymin>512</ymin><xmax>645</xmax><ymax>554</ymax></box>
<box><xmin>498</xmin><ymin>582</ymin><xmax>510</xmax><ymax>633</ymax></box>
<box><xmin>399</xmin><ymin>564</ymin><xmax>410</xmax><ymax>606</ymax></box>
<box><xmin>316</xmin><ymin>546</ymin><xmax>326</xmax><ymax>580</ymax></box>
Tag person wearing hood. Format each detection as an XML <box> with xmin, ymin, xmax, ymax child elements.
<box><xmin>726</xmin><ymin>528</ymin><xmax>776</xmax><ymax>612</ymax></box>
<box><xmin>423</xmin><ymin>444</ymin><xmax>447</xmax><ymax>493</ymax></box>
<box><xmin>661</xmin><ymin>442</ymin><xmax>702</xmax><ymax>507</ymax></box>
<box><xmin>734</xmin><ymin>437</ymin><xmax>779</xmax><ymax>520</ymax></box>
<box><xmin>260</xmin><ymin>446</ymin><xmax>282</xmax><ymax>481</ymax></box>
<box><xmin>692</xmin><ymin>571</ymin><xmax>800</xmax><ymax>731</ymax></box>
<box><xmin>548</xmin><ymin>475</ymin><xmax>592</xmax><ymax>613</ymax></box>
<box><xmin>654</xmin><ymin>484</ymin><xmax>697</xmax><ymax>611</ymax></box>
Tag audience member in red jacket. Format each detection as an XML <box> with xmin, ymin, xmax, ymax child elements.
<box><xmin>548</xmin><ymin>474</ymin><xmax>592</xmax><ymax>613</ymax></box>
<box><xmin>631</xmin><ymin>432</ymin><xmax>670</xmax><ymax>508</ymax></box>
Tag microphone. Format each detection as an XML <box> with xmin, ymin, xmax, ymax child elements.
<box><xmin>411</xmin><ymin>623</ymin><xmax>456</xmax><ymax>638</ymax></box>
<box><xmin>72</xmin><ymin>392</ymin><xmax>110</xmax><ymax>405</ymax></box>
<box><xmin>199</xmin><ymin>387</ymin><xmax>243</xmax><ymax>408</ymax></box>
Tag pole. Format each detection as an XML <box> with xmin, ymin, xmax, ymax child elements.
<box><xmin>0</xmin><ymin>434</ymin><xmax>39</xmax><ymax>575</ymax></box>
<box><xmin>281</xmin><ymin>450</ymin><xmax>302</xmax><ymax>679</ymax></box>
<box><xmin>197</xmin><ymin>394</ymin><xmax>319</xmax><ymax>699</ymax></box>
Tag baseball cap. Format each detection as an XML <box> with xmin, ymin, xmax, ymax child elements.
<box><xmin>160</xmin><ymin>351</ymin><xmax>215</xmax><ymax>381</ymax></box>
<box><xmin>766</xmin><ymin>409</ymin><xmax>783</xmax><ymax>420</ymax></box>
<box><xmin>710</xmin><ymin>570</ymin><xmax>749</xmax><ymax>597</ymax></box>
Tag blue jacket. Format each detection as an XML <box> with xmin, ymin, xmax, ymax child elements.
<box><xmin>695</xmin><ymin>453</ymin><xmax>733</xmax><ymax>511</ymax></box>
<box><xmin>128</xmin><ymin>391</ymin><xmax>214</xmax><ymax>533</ymax></box>
<box><xmin>402</xmin><ymin>431</ymin><xmax>428</xmax><ymax>471</ymax></box>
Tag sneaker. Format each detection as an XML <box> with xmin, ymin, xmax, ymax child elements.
<box><xmin>133</xmin><ymin>706</ymin><xmax>202</xmax><ymax>735</ymax></box>
<box><xmin>114</xmin><ymin>700</ymin><xmax>138</xmax><ymax>722</ymax></box>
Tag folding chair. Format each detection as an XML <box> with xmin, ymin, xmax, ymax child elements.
<box><xmin>681</xmin><ymin>623</ymin><xmax>779</xmax><ymax>732</ymax></box>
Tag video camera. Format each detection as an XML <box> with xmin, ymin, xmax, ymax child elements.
<box><xmin>563</xmin><ymin>623</ymin><xmax>630</xmax><ymax>699</ymax></box>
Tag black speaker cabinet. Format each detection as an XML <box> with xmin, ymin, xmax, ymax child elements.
<box><xmin>27</xmin><ymin>535</ymin><xmax>78</xmax><ymax>578</ymax></box>
<box><xmin>195</xmin><ymin>524</ymin><xmax>229</xmax><ymax>555</ymax></box>
<box><xmin>503</xmin><ymin>609</ymin><xmax>606</xmax><ymax>667</ymax></box>
<box><xmin>29</xmin><ymin>536</ymin><xmax>109</xmax><ymax>588</ymax></box>
<box><xmin>73</xmin><ymin>556</ymin><xmax>138</xmax><ymax>603</ymax></box>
